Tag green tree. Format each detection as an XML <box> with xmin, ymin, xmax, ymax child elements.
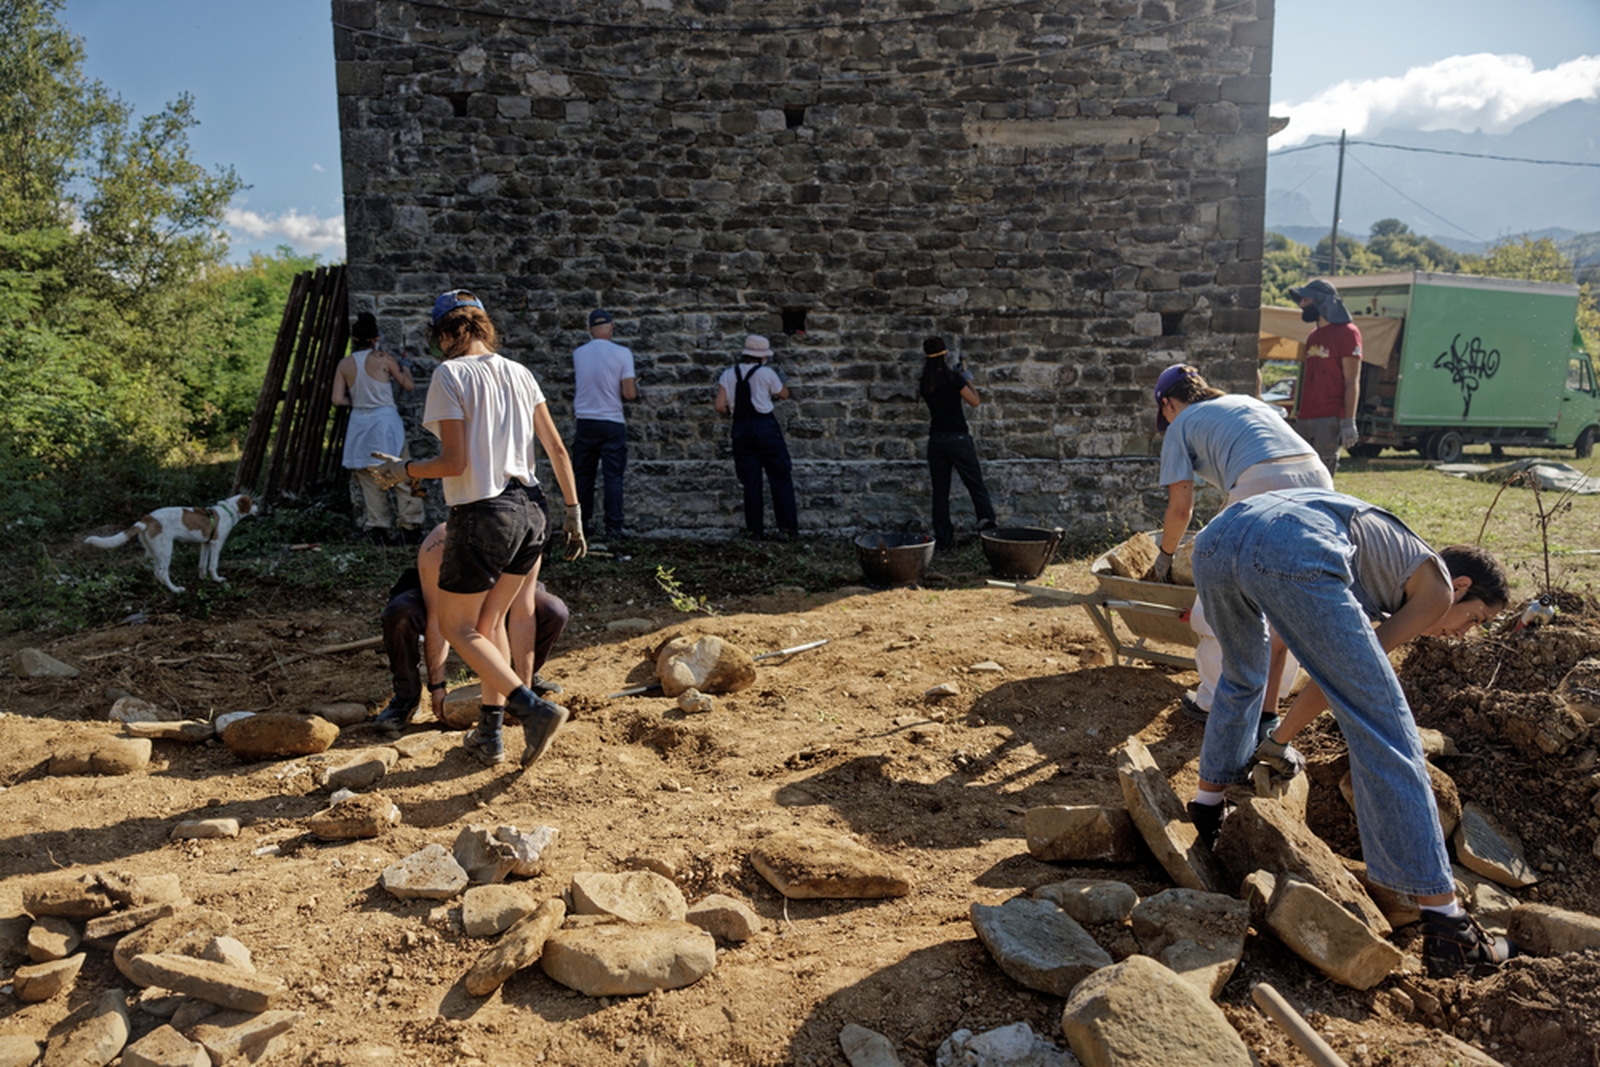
<box><xmin>1460</xmin><ymin>236</ymin><xmax>1576</xmax><ymax>283</ymax></box>
<box><xmin>1262</xmin><ymin>231</ymin><xmax>1314</xmax><ymax>307</ymax></box>
<box><xmin>1365</xmin><ymin>219</ymin><xmax>1461</xmax><ymax>273</ymax></box>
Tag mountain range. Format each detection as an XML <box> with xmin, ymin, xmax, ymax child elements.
<box><xmin>1266</xmin><ymin>99</ymin><xmax>1600</xmax><ymax>265</ymax></box>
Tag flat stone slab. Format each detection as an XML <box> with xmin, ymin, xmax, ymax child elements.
<box><xmin>98</xmin><ymin>871</ymin><xmax>183</xmax><ymax>908</ymax></box>
<box><xmin>49</xmin><ymin>738</ymin><xmax>151</xmax><ymax>777</ymax></box>
<box><xmin>1024</xmin><ymin>805</ymin><xmax>1142</xmax><ymax>864</ymax></box>
<box><xmin>304</xmin><ymin>793</ymin><xmax>401</xmax><ymax>840</ymax></box>
<box><xmin>571</xmin><ymin>870</ymin><xmax>687</xmax><ymax>923</ymax></box>
<box><xmin>306</xmin><ymin>702</ymin><xmax>369</xmax><ymax>727</ymax></box>
<box><xmin>13</xmin><ymin>952</ymin><xmax>85</xmax><ymax>1001</ymax></box>
<box><xmin>1453</xmin><ymin>802</ymin><xmax>1539</xmax><ymax>888</ymax></box>
<box><xmin>1061</xmin><ymin>954</ymin><xmax>1252</xmax><ymax>1067</ymax></box>
<box><xmin>494</xmin><ymin>825</ymin><xmax>558</xmax><ymax>876</ymax></box>
<box><xmin>113</xmin><ymin>910</ymin><xmax>234</xmax><ymax>986</ymax></box>
<box><xmin>1131</xmin><ymin>888</ymin><xmax>1249</xmax><ymax>999</ymax></box>
<box><xmin>124</xmin><ymin>953</ymin><xmax>285</xmax><ymax>1012</ymax></box>
<box><xmin>29</xmin><ymin>915</ymin><xmax>81</xmax><ymax>962</ymax></box>
<box><xmin>1214</xmin><ymin>796</ymin><xmax>1390</xmax><ymax>935</ymax></box>
<box><xmin>541</xmin><ymin>920</ymin><xmax>716</xmax><ymax>996</ymax></box>
<box><xmin>1507</xmin><ymin>903</ymin><xmax>1600</xmax><ymax>955</ymax></box>
<box><xmin>686</xmin><ymin>893</ymin><xmax>762</xmax><ymax>943</ymax></box>
<box><xmin>42</xmin><ymin>987</ymin><xmax>129</xmax><ymax>1067</ymax></box>
<box><xmin>1034</xmin><ymin>879</ymin><xmax>1139</xmax><ymax>925</ymax></box>
<box><xmin>319</xmin><ymin>747</ymin><xmax>397</xmax><ymax>791</ymax></box>
<box><xmin>171</xmin><ymin>819</ymin><xmax>239</xmax><ymax>841</ymax></box>
<box><xmin>108</xmin><ymin>696</ymin><xmax>181</xmax><ymax>724</ymax></box>
<box><xmin>464</xmin><ymin>898</ymin><xmax>566</xmax><ymax>996</ymax></box>
<box><xmin>122</xmin><ymin>1025</ymin><xmax>208</xmax><ymax>1067</ymax></box>
<box><xmin>381</xmin><ymin>844</ymin><xmax>468</xmax><ymax>901</ymax></box>
<box><xmin>749</xmin><ymin>829</ymin><xmax>912</xmax><ymax>899</ymax></box>
<box><xmin>122</xmin><ymin>720</ymin><xmax>213</xmax><ymax>743</ymax></box>
<box><xmin>1116</xmin><ymin>736</ymin><xmax>1226</xmax><ymax>894</ymax></box>
<box><xmin>221</xmin><ymin>713</ymin><xmax>338</xmax><ymax>760</ymax></box>
<box><xmin>1266</xmin><ymin>876</ymin><xmax>1402</xmax><ymax>990</ymax></box>
<box><xmin>969</xmin><ymin>897</ymin><xmax>1112</xmax><ymax>997</ymax></box>
<box><xmin>23</xmin><ymin>873</ymin><xmax>115</xmax><ymax>918</ymax></box>
<box><xmin>462</xmin><ymin>885</ymin><xmax>539</xmax><ymax>938</ymax></box>
<box><xmin>189</xmin><ymin>1009</ymin><xmax>303</xmax><ymax>1065</ymax></box>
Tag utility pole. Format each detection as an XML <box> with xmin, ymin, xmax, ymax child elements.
<box><xmin>1328</xmin><ymin>129</ymin><xmax>1346</xmax><ymax>276</ymax></box>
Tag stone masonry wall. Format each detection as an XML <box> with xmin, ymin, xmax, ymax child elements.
<box><xmin>331</xmin><ymin>0</ymin><xmax>1273</xmax><ymax>540</ymax></box>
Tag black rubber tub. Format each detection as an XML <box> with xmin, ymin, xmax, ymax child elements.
<box><xmin>854</xmin><ymin>532</ymin><xmax>936</xmax><ymax>587</ymax></box>
<box><xmin>980</xmin><ymin>526</ymin><xmax>1065</xmax><ymax>580</ymax></box>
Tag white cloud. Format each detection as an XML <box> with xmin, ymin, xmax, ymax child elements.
<box><xmin>224</xmin><ymin>206</ymin><xmax>346</xmax><ymax>256</ymax></box>
<box><xmin>1271</xmin><ymin>53</ymin><xmax>1600</xmax><ymax>147</ymax></box>
<box><xmin>311</xmin><ymin>163</ymin><xmax>325</xmax><ymax>173</ymax></box>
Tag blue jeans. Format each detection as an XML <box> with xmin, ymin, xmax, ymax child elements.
<box><xmin>1192</xmin><ymin>492</ymin><xmax>1453</xmax><ymax>897</ymax></box>
<box><xmin>731</xmin><ymin>415</ymin><xmax>797</xmax><ymax>536</ymax></box>
<box><xmin>572</xmin><ymin>418</ymin><xmax>628</xmax><ymax>535</ymax></box>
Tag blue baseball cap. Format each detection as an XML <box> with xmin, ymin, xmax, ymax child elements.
<box><xmin>431</xmin><ymin>289</ymin><xmax>485</xmax><ymax>325</ymax></box>
<box><xmin>1154</xmin><ymin>363</ymin><xmax>1199</xmax><ymax>431</ymax></box>
<box><xmin>588</xmin><ymin>308</ymin><xmax>613</xmax><ymax>327</ymax></box>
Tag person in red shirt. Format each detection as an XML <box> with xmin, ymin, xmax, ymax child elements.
<box><xmin>1290</xmin><ymin>278</ymin><xmax>1363</xmax><ymax>476</ymax></box>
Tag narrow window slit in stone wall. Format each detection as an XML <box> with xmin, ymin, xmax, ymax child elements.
<box><xmin>782</xmin><ymin>307</ymin><xmax>808</xmax><ymax>336</ymax></box>
<box><xmin>784</xmin><ymin>105</ymin><xmax>806</xmax><ymax>129</ymax></box>
<box><xmin>1161</xmin><ymin>311</ymin><xmax>1186</xmax><ymax>337</ymax></box>
<box><xmin>445</xmin><ymin>92</ymin><xmax>470</xmax><ymax>118</ymax></box>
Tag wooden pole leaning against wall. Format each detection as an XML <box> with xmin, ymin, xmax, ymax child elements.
<box><xmin>285</xmin><ymin>268</ymin><xmax>349</xmax><ymax>493</ymax></box>
<box><xmin>264</xmin><ymin>267</ymin><xmax>345</xmax><ymax>501</ymax></box>
<box><xmin>234</xmin><ymin>271</ymin><xmax>311</xmax><ymax>495</ymax></box>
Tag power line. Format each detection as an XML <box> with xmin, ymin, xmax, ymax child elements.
<box><xmin>1344</xmin><ymin>149</ymin><xmax>1487</xmax><ymax>242</ymax></box>
<box><xmin>1270</xmin><ymin>138</ymin><xmax>1600</xmax><ymax>169</ymax></box>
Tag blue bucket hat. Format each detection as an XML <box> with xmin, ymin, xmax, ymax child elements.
<box><xmin>431</xmin><ymin>289</ymin><xmax>485</xmax><ymax>325</ymax></box>
<box><xmin>1153</xmin><ymin>363</ymin><xmax>1199</xmax><ymax>431</ymax></box>
<box><xmin>1287</xmin><ymin>279</ymin><xmax>1352</xmax><ymax>325</ymax></box>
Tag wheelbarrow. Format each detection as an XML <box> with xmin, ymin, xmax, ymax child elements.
<box><xmin>986</xmin><ymin>543</ymin><xmax>1198</xmax><ymax>670</ymax></box>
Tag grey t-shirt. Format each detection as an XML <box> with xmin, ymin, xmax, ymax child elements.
<box><xmin>1347</xmin><ymin>508</ymin><xmax>1449</xmax><ymax>619</ymax></box>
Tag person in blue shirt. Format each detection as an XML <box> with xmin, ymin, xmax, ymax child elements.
<box><xmin>1146</xmin><ymin>364</ymin><xmax>1332</xmax><ymax>723</ymax></box>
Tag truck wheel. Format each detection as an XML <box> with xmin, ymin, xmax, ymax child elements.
<box><xmin>1431</xmin><ymin>430</ymin><xmax>1465</xmax><ymax>463</ymax></box>
<box><xmin>1416</xmin><ymin>432</ymin><xmax>1436</xmax><ymax>459</ymax></box>
<box><xmin>1348</xmin><ymin>442</ymin><xmax>1383</xmax><ymax>459</ymax></box>
<box><xmin>1577</xmin><ymin>427</ymin><xmax>1596</xmax><ymax>459</ymax></box>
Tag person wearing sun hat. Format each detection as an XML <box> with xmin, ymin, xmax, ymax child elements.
<box><xmin>1148</xmin><ymin>361</ymin><xmax>1330</xmax><ymax>725</ymax></box>
<box><xmin>371</xmin><ymin>288</ymin><xmax>586</xmax><ymax>770</ymax></box>
<box><xmin>1288</xmin><ymin>277</ymin><xmax>1364</xmax><ymax>477</ymax></box>
<box><xmin>714</xmin><ymin>334</ymin><xmax>798</xmax><ymax>540</ymax></box>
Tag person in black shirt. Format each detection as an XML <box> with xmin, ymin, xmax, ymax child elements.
<box><xmin>919</xmin><ymin>336</ymin><xmax>996</xmax><ymax>550</ymax></box>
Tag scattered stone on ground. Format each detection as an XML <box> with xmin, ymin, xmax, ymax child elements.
<box><xmin>1116</xmin><ymin>736</ymin><xmax>1226</xmax><ymax>894</ymax></box>
<box><xmin>969</xmin><ymin>897</ymin><xmax>1112</xmax><ymax>997</ymax></box>
<box><xmin>685</xmin><ymin>893</ymin><xmax>762</xmax><ymax>942</ymax></box>
<box><xmin>305</xmin><ymin>701</ymin><xmax>368</xmax><ymax>727</ymax></box>
<box><xmin>1023</xmin><ymin>805</ymin><xmax>1141</xmax><ymax>864</ymax></box>
<box><xmin>462</xmin><ymin>884</ymin><xmax>539</xmax><ymax>937</ymax></box>
<box><xmin>49</xmin><ymin>737</ymin><xmax>151</xmax><ymax>777</ymax></box>
<box><xmin>540</xmin><ymin>920</ymin><xmax>717</xmax><ymax>996</ymax></box>
<box><xmin>12</xmin><ymin>648</ymin><xmax>78</xmax><ymax>678</ymax></box>
<box><xmin>1033</xmin><ymin>880</ymin><xmax>1139</xmax><ymax>926</ymax></box>
<box><xmin>454</xmin><ymin>824</ymin><xmax>520</xmax><ymax>884</ymax></box>
<box><xmin>121</xmin><ymin>720</ymin><xmax>213</xmax><ymax>742</ymax></box>
<box><xmin>12</xmin><ymin>952</ymin><xmax>86</xmax><ymax>1001</ymax></box>
<box><xmin>189</xmin><ymin>1009</ymin><xmax>304</xmax><ymax>1065</ymax></box>
<box><xmin>464</xmin><ymin>898</ymin><xmax>567</xmax><ymax>996</ymax></box>
<box><xmin>380</xmin><ymin>844</ymin><xmax>468</xmax><ymax>901</ymax></box>
<box><xmin>317</xmin><ymin>746</ymin><xmax>397</xmax><ymax>790</ymax></box>
<box><xmin>123</xmin><ymin>953</ymin><xmax>287</xmax><ymax>1012</ymax></box>
<box><xmin>42</xmin><ymin>987</ymin><xmax>130</xmax><ymax>1067</ymax></box>
<box><xmin>112</xmin><ymin>910</ymin><xmax>234</xmax><ymax>985</ymax></box>
<box><xmin>170</xmin><ymin>818</ymin><xmax>239</xmax><ymax>840</ymax></box>
<box><xmin>750</xmin><ymin>829</ymin><xmax>913</xmax><ymax>899</ymax></box>
<box><xmin>108</xmin><ymin>696</ymin><xmax>181</xmax><ymax>724</ymax></box>
<box><xmin>934</xmin><ymin>1021</ymin><xmax>1080</xmax><ymax>1067</ymax></box>
<box><xmin>304</xmin><ymin>793</ymin><xmax>401</xmax><ymax>840</ymax></box>
<box><xmin>1453</xmin><ymin>802</ymin><xmax>1540</xmax><ymax>888</ymax></box>
<box><xmin>654</xmin><ymin>633</ymin><xmax>756</xmax><ymax>696</ymax></box>
<box><xmin>28</xmin><ymin>915</ymin><xmax>81</xmax><ymax>962</ymax></box>
<box><xmin>676</xmin><ymin>687</ymin><xmax>714</xmax><ymax>714</ymax></box>
<box><xmin>839</xmin><ymin>1023</ymin><xmax>903</xmax><ymax>1067</ymax></box>
<box><xmin>1265</xmin><ymin>875</ymin><xmax>1403</xmax><ymax>990</ymax></box>
<box><xmin>221</xmin><ymin>713</ymin><xmax>339</xmax><ymax>759</ymax></box>
<box><xmin>1130</xmin><ymin>888</ymin><xmax>1250</xmax><ymax>997</ymax></box>
<box><xmin>570</xmin><ymin>870</ymin><xmax>688</xmax><ymax>923</ymax></box>
<box><xmin>1062</xmin><ymin>954</ymin><xmax>1252</xmax><ymax>1066</ymax></box>
<box><xmin>121</xmin><ymin>1024</ymin><xmax>209</xmax><ymax>1067</ymax></box>
<box><xmin>924</xmin><ymin>682</ymin><xmax>960</xmax><ymax>700</ymax></box>
<box><xmin>494</xmin><ymin>824</ymin><xmax>559</xmax><ymax>876</ymax></box>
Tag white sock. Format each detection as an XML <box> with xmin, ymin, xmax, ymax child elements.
<box><xmin>1192</xmin><ymin>788</ymin><xmax>1225</xmax><ymax>807</ymax></box>
<box><xmin>1421</xmin><ymin>901</ymin><xmax>1466</xmax><ymax>918</ymax></box>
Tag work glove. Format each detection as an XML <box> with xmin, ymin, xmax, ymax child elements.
<box><xmin>1339</xmin><ymin>418</ymin><xmax>1359</xmax><ymax>450</ymax></box>
<box><xmin>562</xmin><ymin>504</ymin><xmax>588</xmax><ymax>561</ymax></box>
<box><xmin>370</xmin><ymin>452</ymin><xmax>414</xmax><ymax>492</ymax></box>
<box><xmin>1142</xmin><ymin>550</ymin><xmax>1173</xmax><ymax>584</ymax></box>
<box><xmin>1252</xmin><ymin>736</ymin><xmax>1306</xmax><ymax>779</ymax></box>
<box><xmin>771</xmin><ymin>362</ymin><xmax>788</xmax><ymax>385</ymax></box>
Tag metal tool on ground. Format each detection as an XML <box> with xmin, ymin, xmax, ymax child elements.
<box><xmin>605</xmin><ymin>638</ymin><xmax>830</xmax><ymax>699</ymax></box>
<box><xmin>1250</xmin><ymin>982</ymin><xmax>1352</xmax><ymax>1067</ymax></box>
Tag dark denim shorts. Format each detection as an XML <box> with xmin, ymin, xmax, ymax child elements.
<box><xmin>438</xmin><ymin>482</ymin><xmax>549</xmax><ymax>595</ymax></box>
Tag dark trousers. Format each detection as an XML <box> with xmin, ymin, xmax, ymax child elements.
<box><xmin>572</xmin><ymin>418</ymin><xmax>628</xmax><ymax>535</ymax></box>
<box><xmin>732</xmin><ymin>414</ymin><xmax>798</xmax><ymax>536</ymax></box>
<box><xmin>928</xmin><ymin>431</ymin><xmax>995</xmax><ymax>547</ymax></box>
<box><xmin>381</xmin><ymin>583</ymin><xmax>569</xmax><ymax>710</ymax></box>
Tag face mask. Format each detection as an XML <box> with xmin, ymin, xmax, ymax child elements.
<box><xmin>1301</xmin><ymin>306</ymin><xmax>1321</xmax><ymax>323</ymax></box>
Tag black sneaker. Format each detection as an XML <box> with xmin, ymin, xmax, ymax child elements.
<box><xmin>1421</xmin><ymin>911</ymin><xmax>1517</xmax><ymax>978</ymax></box>
<box><xmin>529</xmin><ymin>673</ymin><xmax>564</xmax><ymax>697</ymax></box>
<box><xmin>462</xmin><ymin>707</ymin><xmax>505</xmax><ymax>766</ymax></box>
<box><xmin>1186</xmin><ymin>800</ymin><xmax>1225</xmax><ymax>852</ymax></box>
<box><xmin>373</xmin><ymin>699</ymin><xmax>416</xmax><ymax>739</ymax></box>
<box><xmin>1180</xmin><ymin>691</ymin><xmax>1209</xmax><ymax>723</ymax></box>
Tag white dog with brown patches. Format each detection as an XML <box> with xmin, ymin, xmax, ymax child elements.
<box><xmin>85</xmin><ymin>494</ymin><xmax>255</xmax><ymax>593</ymax></box>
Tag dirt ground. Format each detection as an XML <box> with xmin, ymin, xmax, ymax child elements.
<box><xmin>3</xmin><ymin>541</ymin><xmax>1599</xmax><ymax>1067</ymax></box>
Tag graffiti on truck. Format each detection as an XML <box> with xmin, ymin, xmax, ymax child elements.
<box><xmin>1433</xmin><ymin>333</ymin><xmax>1501</xmax><ymax>418</ymax></box>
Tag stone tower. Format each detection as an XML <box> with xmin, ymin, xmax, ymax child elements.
<box><xmin>332</xmin><ymin>0</ymin><xmax>1273</xmax><ymax>538</ymax></box>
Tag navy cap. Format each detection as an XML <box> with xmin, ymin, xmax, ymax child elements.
<box><xmin>1153</xmin><ymin>363</ymin><xmax>1199</xmax><ymax>432</ymax></box>
<box><xmin>431</xmin><ymin>289</ymin><xmax>485</xmax><ymax>325</ymax></box>
<box><xmin>588</xmin><ymin>308</ymin><xmax>613</xmax><ymax>327</ymax></box>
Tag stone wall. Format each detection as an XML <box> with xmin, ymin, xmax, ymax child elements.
<box><xmin>331</xmin><ymin>0</ymin><xmax>1273</xmax><ymax>540</ymax></box>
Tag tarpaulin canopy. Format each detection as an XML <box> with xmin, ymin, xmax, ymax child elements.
<box><xmin>1258</xmin><ymin>306</ymin><xmax>1404</xmax><ymax>369</ymax></box>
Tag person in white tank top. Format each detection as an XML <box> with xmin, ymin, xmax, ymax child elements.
<box><xmin>332</xmin><ymin>312</ymin><xmax>425</xmax><ymax>540</ymax></box>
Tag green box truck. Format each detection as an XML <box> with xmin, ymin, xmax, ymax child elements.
<box><xmin>1259</xmin><ymin>271</ymin><xmax>1600</xmax><ymax>462</ymax></box>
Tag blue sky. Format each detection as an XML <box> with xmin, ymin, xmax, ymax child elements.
<box><xmin>59</xmin><ymin>0</ymin><xmax>1600</xmax><ymax>263</ymax></box>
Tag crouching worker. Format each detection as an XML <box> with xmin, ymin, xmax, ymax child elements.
<box><xmin>376</xmin><ymin>522</ymin><xmax>569</xmax><ymax>736</ymax></box>
<box><xmin>1186</xmin><ymin>486</ymin><xmax>1514</xmax><ymax>978</ymax></box>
